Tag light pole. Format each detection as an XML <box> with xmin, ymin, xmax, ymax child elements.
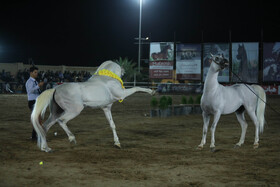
<box><xmin>138</xmin><ymin>0</ymin><xmax>143</xmax><ymax>73</ymax></box>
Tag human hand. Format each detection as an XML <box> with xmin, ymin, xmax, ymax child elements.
<box><xmin>38</xmin><ymin>82</ymin><xmax>44</xmax><ymax>87</ymax></box>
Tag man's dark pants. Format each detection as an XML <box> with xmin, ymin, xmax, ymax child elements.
<box><xmin>28</xmin><ymin>100</ymin><xmax>37</xmax><ymax>140</ymax></box>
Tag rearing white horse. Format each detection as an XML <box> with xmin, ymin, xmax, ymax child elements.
<box><xmin>198</xmin><ymin>54</ymin><xmax>266</xmax><ymax>151</ymax></box>
<box><xmin>31</xmin><ymin>60</ymin><xmax>155</xmax><ymax>152</ymax></box>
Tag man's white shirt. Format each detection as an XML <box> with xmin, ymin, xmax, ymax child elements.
<box><xmin>26</xmin><ymin>77</ymin><xmax>40</xmax><ymax>101</ymax></box>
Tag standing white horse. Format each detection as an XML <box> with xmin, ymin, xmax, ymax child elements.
<box><xmin>31</xmin><ymin>61</ymin><xmax>155</xmax><ymax>152</ymax></box>
<box><xmin>198</xmin><ymin>54</ymin><xmax>266</xmax><ymax>151</ymax></box>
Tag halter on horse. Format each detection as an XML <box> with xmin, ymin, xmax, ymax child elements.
<box><xmin>31</xmin><ymin>61</ymin><xmax>155</xmax><ymax>152</ymax></box>
<box><xmin>198</xmin><ymin>54</ymin><xmax>266</xmax><ymax>151</ymax></box>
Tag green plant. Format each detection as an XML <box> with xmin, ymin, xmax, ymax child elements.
<box><xmin>159</xmin><ymin>96</ymin><xmax>168</xmax><ymax>109</ymax></box>
<box><xmin>188</xmin><ymin>96</ymin><xmax>194</xmax><ymax>104</ymax></box>
<box><xmin>167</xmin><ymin>96</ymin><xmax>172</xmax><ymax>106</ymax></box>
<box><xmin>181</xmin><ymin>96</ymin><xmax>187</xmax><ymax>104</ymax></box>
<box><xmin>195</xmin><ymin>95</ymin><xmax>202</xmax><ymax>104</ymax></box>
<box><xmin>115</xmin><ymin>57</ymin><xmax>141</xmax><ymax>82</ymax></box>
<box><xmin>150</xmin><ymin>97</ymin><xmax>158</xmax><ymax>108</ymax></box>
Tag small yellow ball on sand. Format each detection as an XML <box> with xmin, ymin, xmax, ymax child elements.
<box><xmin>39</xmin><ymin>161</ymin><xmax>43</xmax><ymax>165</ymax></box>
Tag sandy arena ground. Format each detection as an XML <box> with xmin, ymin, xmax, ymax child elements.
<box><xmin>0</xmin><ymin>93</ymin><xmax>279</xmax><ymax>186</ymax></box>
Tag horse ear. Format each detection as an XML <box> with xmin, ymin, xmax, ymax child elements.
<box><xmin>210</xmin><ymin>53</ymin><xmax>213</xmax><ymax>57</ymax></box>
<box><xmin>121</xmin><ymin>67</ymin><xmax>125</xmax><ymax>76</ymax></box>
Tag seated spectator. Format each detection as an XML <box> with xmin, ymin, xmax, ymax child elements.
<box><xmin>5</xmin><ymin>82</ymin><xmax>13</xmax><ymax>93</ymax></box>
<box><xmin>1</xmin><ymin>68</ymin><xmax>92</xmax><ymax>93</ymax></box>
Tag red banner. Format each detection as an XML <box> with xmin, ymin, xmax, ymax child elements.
<box><xmin>262</xmin><ymin>85</ymin><xmax>279</xmax><ymax>95</ymax></box>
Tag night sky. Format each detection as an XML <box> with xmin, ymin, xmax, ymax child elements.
<box><xmin>0</xmin><ymin>0</ymin><xmax>279</xmax><ymax>67</ymax></box>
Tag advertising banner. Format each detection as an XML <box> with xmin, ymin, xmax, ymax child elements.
<box><xmin>149</xmin><ymin>42</ymin><xmax>174</xmax><ymax>79</ymax></box>
<box><xmin>176</xmin><ymin>44</ymin><xmax>201</xmax><ymax>80</ymax></box>
<box><xmin>263</xmin><ymin>42</ymin><xmax>280</xmax><ymax>82</ymax></box>
<box><xmin>262</xmin><ymin>85</ymin><xmax>279</xmax><ymax>95</ymax></box>
<box><xmin>203</xmin><ymin>43</ymin><xmax>229</xmax><ymax>82</ymax></box>
<box><xmin>149</xmin><ymin>61</ymin><xmax>174</xmax><ymax>79</ymax></box>
<box><xmin>232</xmin><ymin>42</ymin><xmax>259</xmax><ymax>83</ymax></box>
<box><xmin>157</xmin><ymin>83</ymin><xmax>203</xmax><ymax>94</ymax></box>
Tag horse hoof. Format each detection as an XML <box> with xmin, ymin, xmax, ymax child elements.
<box><xmin>42</xmin><ymin>147</ymin><xmax>52</xmax><ymax>153</ymax></box>
<box><xmin>71</xmin><ymin>140</ymin><xmax>77</xmax><ymax>144</ymax></box>
<box><xmin>210</xmin><ymin>147</ymin><xmax>216</xmax><ymax>152</ymax></box>
<box><xmin>114</xmin><ymin>143</ymin><xmax>121</xmax><ymax>149</ymax></box>
<box><xmin>234</xmin><ymin>144</ymin><xmax>241</xmax><ymax>149</ymax></box>
<box><xmin>151</xmin><ymin>90</ymin><xmax>156</xmax><ymax>95</ymax></box>
<box><xmin>69</xmin><ymin>137</ymin><xmax>77</xmax><ymax>144</ymax></box>
<box><xmin>253</xmin><ymin>144</ymin><xmax>259</xmax><ymax>149</ymax></box>
<box><xmin>196</xmin><ymin>146</ymin><xmax>203</xmax><ymax>150</ymax></box>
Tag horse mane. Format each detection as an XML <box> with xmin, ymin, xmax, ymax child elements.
<box><xmin>88</xmin><ymin>61</ymin><xmax>122</xmax><ymax>81</ymax></box>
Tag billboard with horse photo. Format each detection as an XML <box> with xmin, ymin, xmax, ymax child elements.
<box><xmin>203</xmin><ymin>43</ymin><xmax>230</xmax><ymax>82</ymax></box>
<box><xmin>232</xmin><ymin>42</ymin><xmax>259</xmax><ymax>83</ymax></box>
<box><xmin>149</xmin><ymin>42</ymin><xmax>174</xmax><ymax>79</ymax></box>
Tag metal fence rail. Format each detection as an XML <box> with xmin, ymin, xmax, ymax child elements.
<box><xmin>0</xmin><ymin>81</ymin><xmax>203</xmax><ymax>94</ymax></box>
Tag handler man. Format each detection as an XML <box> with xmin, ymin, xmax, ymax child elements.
<box><xmin>25</xmin><ymin>66</ymin><xmax>44</xmax><ymax>140</ymax></box>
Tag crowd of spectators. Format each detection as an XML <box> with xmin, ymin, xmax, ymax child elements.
<box><xmin>0</xmin><ymin>69</ymin><xmax>92</xmax><ymax>94</ymax></box>
<box><xmin>1</xmin><ymin>69</ymin><xmax>16</xmax><ymax>83</ymax></box>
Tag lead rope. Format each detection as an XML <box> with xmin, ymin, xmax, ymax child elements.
<box><xmin>231</xmin><ymin>71</ymin><xmax>280</xmax><ymax>115</ymax></box>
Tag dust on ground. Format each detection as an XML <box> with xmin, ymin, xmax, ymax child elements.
<box><xmin>0</xmin><ymin>93</ymin><xmax>279</xmax><ymax>186</ymax></box>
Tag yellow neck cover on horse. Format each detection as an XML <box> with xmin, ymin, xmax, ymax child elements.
<box><xmin>95</xmin><ymin>69</ymin><xmax>124</xmax><ymax>102</ymax></box>
<box><xmin>96</xmin><ymin>69</ymin><xmax>124</xmax><ymax>89</ymax></box>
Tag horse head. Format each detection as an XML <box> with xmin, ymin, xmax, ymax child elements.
<box><xmin>236</xmin><ymin>44</ymin><xmax>246</xmax><ymax>60</ymax></box>
<box><xmin>210</xmin><ymin>53</ymin><xmax>229</xmax><ymax>71</ymax></box>
<box><xmin>162</xmin><ymin>45</ymin><xmax>171</xmax><ymax>52</ymax></box>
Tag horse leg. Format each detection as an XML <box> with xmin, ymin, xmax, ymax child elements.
<box><xmin>57</xmin><ymin>106</ymin><xmax>84</xmax><ymax>144</ymax></box>
<box><xmin>43</xmin><ymin>114</ymin><xmax>57</xmax><ymax>133</ymax></box>
<box><xmin>247</xmin><ymin>110</ymin><xmax>260</xmax><ymax>149</ymax></box>
<box><xmin>102</xmin><ymin>105</ymin><xmax>121</xmax><ymax>148</ymax></box>
<box><xmin>58</xmin><ymin>119</ymin><xmax>76</xmax><ymax>144</ymax></box>
<box><xmin>210</xmin><ymin>112</ymin><xmax>221</xmax><ymax>152</ymax></box>
<box><xmin>121</xmin><ymin>87</ymin><xmax>155</xmax><ymax>99</ymax></box>
<box><xmin>198</xmin><ymin>112</ymin><xmax>210</xmax><ymax>150</ymax></box>
<box><xmin>235</xmin><ymin>111</ymin><xmax>248</xmax><ymax>147</ymax></box>
<box><xmin>44</xmin><ymin>99</ymin><xmax>64</xmax><ymax>133</ymax></box>
<box><xmin>38</xmin><ymin>105</ymin><xmax>60</xmax><ymax>152</ymax></box>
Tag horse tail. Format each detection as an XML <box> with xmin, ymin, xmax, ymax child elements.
<box><xmin>31</xmin><ymin>88</ymin><xmax>56</xmax><ymax>149</ymax></box>
<box><xmin>252</xmin><ymin>85</ymin><xmax>266</xmax><ymax>133</ymax></box>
